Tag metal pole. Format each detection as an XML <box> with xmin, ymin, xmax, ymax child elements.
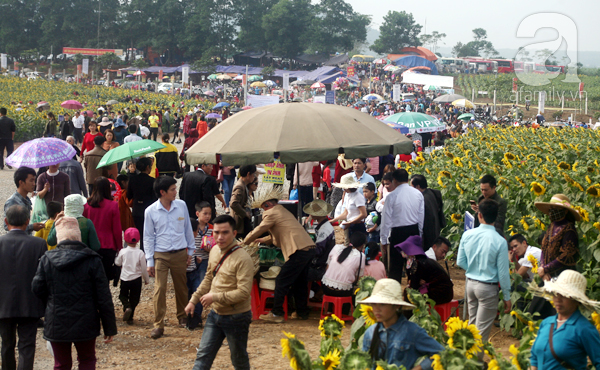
<box><xmin>493</xmin><ymin>90</ymin><xmax>496</xmax><ymax>114</ymax></box>
<box><xmin>244</xmin><ymin>64</ymin><xmax>248</xmax><ymax>106</ymax></box>
<box><xmin>295</xmin><ymin>163</ymin><xmax>302</xmax><ymax>221</ymax></box>
<box><xmin>97</xmin><ymin>0</ymin><xmax>101</xmax><ymax>49</ymax></box>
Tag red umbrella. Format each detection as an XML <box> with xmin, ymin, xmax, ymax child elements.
<box><xmin>242</xmin><ymin>106</ymin><xmax>253</xmax><ymax>110</ymax></box>
<box><xmin>311</xmin><ymin>82</ymin><xmax>325</xmax><ymax>89</ymax></box>
<box><xmin>133</xmin><ymin>70</ymin><xmax>146</xmax><ymax>76</ymax></box>
<box><xmin>60</xmin><ymin>100</ymin><xmax>83</xmax><ymax>110</ymax></box>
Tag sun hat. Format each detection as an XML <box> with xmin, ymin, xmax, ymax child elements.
<box><xmin>303</xmin><ymin>199</ymin><xmax>334</xmax><ymax>217</ymax></box>
<box><xmin>64</xmin><ymin>194</ymin><xmax>86</xmax><ymax>218</ymax></box>
<box><xmin>124</xmin><ymin>227</ymin><xmax>141</xmax><ymax>244</ymax></box>
<box><xmin>395</xmin><ymin>235</ymin><xmax>425</xmax><ymax>257</ymax></box>
<box><xmin>534</xmin><ymin>194</ymin><xmax>581</xmax><ymax>221</ymax></box>
<box><xmin>333</xmin><ymin>173</ymin><xmax>364</xmax><ymax>190</ymax></box>
<box><xmin>55</xmin><ymin>216</ymin><xmax>82</xmax><ymax>243</ymax></box>
<box><xmin>531</xmin><ymin>270</ymin><xmax>600</xmax><ymax>310</ymax></box>
<box><xmin>251</xmin><ymin>185</ymin><xmax>285</xmax><ymax>209</ymax></box>
<box><xmin>356</xmin><ymin>278</ymin><xmax>415</xmax><ymax>308</ymax></box>
<box><xmin>99</xmin><ymin>116</ymin><xmax>112</xmax><ymax>126</ymax></box>
<box><xmin>259</xmin><ymin>266</ymin><xmax>281</xmax><ymax>290</ymax></box>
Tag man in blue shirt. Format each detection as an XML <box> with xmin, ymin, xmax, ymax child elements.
<box><xmin>144</xmin><ymin>176</ymin><xmax>195</xmax><ymax>339</ymax></box>
<box><xmin>457</xmin><ymin>198</ymin><xmax>511</xmax><ymax>359</ymax></box>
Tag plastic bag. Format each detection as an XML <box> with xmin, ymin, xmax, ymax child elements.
<box><xmin>289</xmin><ymin>189</ymin><xmax>298</xmax><ymax>200</ymax></box>
<box><xmin>31</xmin><ymin>196</ymin><xmax>48</xmax><ymax>224</ymax></box>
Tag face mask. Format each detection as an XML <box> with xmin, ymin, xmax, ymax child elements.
<box><xmin>548</xmin><ymin>207</ymin><xmax>567</xmax><ymax>222</ymax></box>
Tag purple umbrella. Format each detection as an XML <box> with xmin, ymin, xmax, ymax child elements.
<box><xmin>6</xmin><ymin>138</ymin><xmax>76</xmax><ymax>168</ymax></box>
<box><xmin>206</xmin><ymin>113</ymin><xmax>221</xmax><ymax>119</ymax></box>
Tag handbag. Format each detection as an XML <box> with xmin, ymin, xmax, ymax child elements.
<box><xmin>31</xmin><ymin>196</ymin><xmax>48</xmax><ymax>224</ymax></box>
<box><xmin>216</xmin><ymin>169</ymin><xmax>224</xmax><ymax>183</ymax></box>
<box><xmin>290</xmin><ymin>188</ymin><xmax>298</xmax><ymax>200</ymax></box>
<box><xmin>549</xmin><ymin>323</ymin><xmax>575</xmax><ymax>369</ymax></box>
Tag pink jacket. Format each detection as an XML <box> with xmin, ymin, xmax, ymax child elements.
<box><xmin>83</xmin><ymin>199</ymin><xmax>123</xmax><ymax>251</ymax></box>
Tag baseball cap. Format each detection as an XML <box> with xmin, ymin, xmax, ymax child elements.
<box><xmin>124</xmin><ymin>228</ymin><xmax>140</xmax><ymax>244</ymax></box>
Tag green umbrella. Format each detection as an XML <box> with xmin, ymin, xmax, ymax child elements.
<box><xmin>385</xmin><ymin>112</ymin><xmax>445</xmax><ymax>134</ymax></box>
<box><xmin>207</xmin><ymin>74</ymin><xmax>218</xmax><ymax>80</ymax></box>
<box><xmin>96</xmin><ymin>140</ymin><xmax>166</xmax><ymax>168</ymax></box>
<box><xmin>248</xmin><ymin>75</ymin><xmax>262</xmax><ymax>82</ymax></box>
<box><xmin>458</xmin><ymin>113</ymin><xmax>475</xmax><ymax>121</ymax></box>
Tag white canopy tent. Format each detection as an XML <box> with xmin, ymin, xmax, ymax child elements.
<box><xmin>401</xmin><ymin>73</ymin><xmax>454</xmax><ymax>88</ymax></box>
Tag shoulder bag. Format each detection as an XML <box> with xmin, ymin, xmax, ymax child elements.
<box><xmin>549</xmin><ymin>323</ymin><xmax>575</xmax><ymax>370</ymax></box>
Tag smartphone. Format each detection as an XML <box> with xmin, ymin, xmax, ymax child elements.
<box><xmin>469</xmin><ymin>200</ymin><xmax>477</xmax><ymax>205</ymax></box>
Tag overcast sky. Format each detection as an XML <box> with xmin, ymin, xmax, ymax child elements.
<box><xmin>345</xmin><ymin>0</ymin><xmax>600</xmax><ymax>52</ymax></box>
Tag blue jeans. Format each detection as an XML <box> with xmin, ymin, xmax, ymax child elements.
<box><xmin>187</xmin><ymin>259</ymin><xmax>208</xmax><ymax>317</ymax></box>
<box><xmin>367</xmin><ymin>231</ymin><xmax>380</xmax><ymax>244</ymax></box>
<box><xmin>222</xmin><ymin>174</ymin><xmax>236</xmax><ymax>207</ymax></box>
<box><xmin>192</xmin><ymin>310</ymin><xmax>252</xmax><ymax>370</ymax></box>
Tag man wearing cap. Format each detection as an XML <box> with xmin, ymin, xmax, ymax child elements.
<box><xmin>244</xmin><ymin>188</ymin><xmax>316</xmax><ymax>322</ymax></box>
<box><xmin>458</xmin><ymin>198</ymin><xmax>511</xmax><ymax>358</ymax></box>
<box><xmin>72</xmin><ymin>111</ymin><xmax>85</xmax><ymax>145</ymax></box>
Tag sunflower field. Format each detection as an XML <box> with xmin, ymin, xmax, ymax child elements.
<box><xmin>0</xmin><ymin>76</ymin><xmax>217</xmax><ymax>141</ymax></box>
<box><xmin>403</xmin><ymin>126</ymin><xmax>600</xmax><ymax>268</ymax></box>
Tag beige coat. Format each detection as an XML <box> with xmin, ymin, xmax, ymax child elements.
<box><xmin>190</xmin><ymin>239</ymin><xmax>254</xmax><ymax>316</ymax></box>
<box><xmin>229</xmin><ymin>178</ymin><xmax>249</xmax><ymax>234</ymax></box>
<box><xmin>83</xmin><ymin>146</ymin><xmax>108</xmax><ymax>185</ymax></box>
<box><xmin>244</xmin><ymin>204</ymin><xmax>315</xmax><ymax>261</ymax></box>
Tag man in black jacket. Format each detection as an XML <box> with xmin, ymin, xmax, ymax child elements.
<box><xmin>127</xmin><ymin>158</ymin><xmax>157</xmax><ymax>251</ymax></box>
<box><xmin>0</xmin><ymin>205</ymin><xmax>47</xmax><ymax>370</ymax></box>
<box><xmin>179</xmin><ymin>163</ymin><xmax>225</xmax><ymax>221</ymax></box>
<box><xmin>410</xmin><ymin>174</ymin><xmax>446</xmax><ymax>251</ymax></box>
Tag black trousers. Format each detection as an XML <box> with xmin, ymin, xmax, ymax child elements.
<box><xmin>0</xmin><ymin>317</ymin><xmax>38</xmax><ymax>370</ymax></box>
<box><xmin>133</xmin><ymin>215</ymin><xmax>145</xmax><ymax>251</ymax></box>
<box><xmin>97</xmin><ymin>248</ymin><xmax>117</xmax><ymax>282</ymax></box>
<box><xmin>0</xmin><ymin>139</ymin><xmax>14</xmax><ymax>169</ymax></box>
<box><xmin>119</xmin><ymin>277</ymin><xmax>143</xmax><ymax>318</ymax></box>
<box><xmin>273</xmin><ymin>249</ymin><xmax>316</xmax><ymax>318</ymax></box>
<box><xmin>388</xmin><ymin>224</ymin><xmax>420</xmax><ymax>284</ymax></box>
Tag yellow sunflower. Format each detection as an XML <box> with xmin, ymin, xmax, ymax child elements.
<box><xmin>439</xmin><ymin>170</ymin><xmax>452</xmax><ymax>179</ymax></box>
<box><xmin>530</xmin><ymin>182</ymin><xmax>546</xmax><ymax>196</ymax></box>
<box><xmin>587</xmin><ymin>186</ymin><xmax>600</xmax><ymax>198</ymax></box>
<box><xmin>453</xmin><ymin>157</ymin><xmax>464</xmax><ymax>168</ymax></box>
<box><xmin>359</xmin><ymin>305</ymin><xmax>377</xmax><ymax>327</ymax></box>
<box><xmin>520</xmin><ymin>218</ymin><xmax>530</xmax><ymax>231</ymax></box>
<box><xmin>504</xmin><ymin>152</ymin><xmax>517</xmax><ymax>161</ymax></box>
<box><xmin>488</xmin><ymin>359</ymin><xmax>500</xmax><ymax>370</ymax></box>
<box><xmin>431</xmin><ymin>354</ymin><xmax>444</xmax><ymax>370</ymax></box>
<box><xmin>573</xmin><ymin>206</ymin><xmax>590</xmax><ymax>222</ymax></box>
<box><xmin>527</xmin><ymin>254</ymin><xmax>539</xmax><ymax>274</ymax></box>
<box><xmin>455</xmin><ymin>182</ymin><xmax>464</xmax><ymax>195</ymax></box>
<box><xmin>591</xmin><ymin>312</ymin><xmax>600</xmax><ymax>332</ymax></box>
<box><xmin>281</xmin><ymin>331</ymin><xmax>295</xmax><ymax>358</ymax></box>
<box><xmin>425</xmin><ymin>168</ymin><xmax>431</xmax><ymax>175</ymax></box>
<box><xmin>445</xmin><ymin>317</ymin><xmax>483</xmax><ymax>358</ymax></box>
<box><xmin>437</xmin><ymin>177</ymin><xmax>447</xmax><ymax>189</ymax></box>
<box><xmin>586</xmin><ymin>176</ymin><xmax>592</xmax><ymax>184</ymax></box>
<box><xmin>320</xmin><ymin>348</ymin><xmax>341</xmax><ymax>370</ymax></box>
<box><xmin>559</xmin><ymin>143</ymin><xmax>568</xmax><ymax>150</ymax></box>
<box><xmin>451</xmin><ymin>213</ymin><xmax>462</xmax><ymax>224</ymax></box>
<box><xmin>527</xmin><ymin>154</ymin><xmax>538</xmax><ymax>161</ymax></box>
<box><xmin>515</xmin><ymin>176</ymin><xmax>526</xmax><ymax>187</ymax></box>
<box><xmin>588</xmin><ymin>166</ymin><xmax>596</xmax><ymax>173</ymax></box>
<box><xmin>594</xmin><ymin>222</ymin><xmax>600</xmax><ymax>231</ymax></box>
<box><xmin>557</xmin><ymin>161</ymin><xmax>571</xmax><ymax>171</ymax></box>
<box><xmin>509</xmin><ymin>344</ymin><xmax>522</xmax><ymax>370</ymax></box>
<box><xmin>445</xmin><ymin>151</ymin><xmax>454</xmax><ymax>159</ymax></box>
<box><xmin>573</xmin><ymin>181</ymin><xmax>585</xmax><ymax>192</ymax></box>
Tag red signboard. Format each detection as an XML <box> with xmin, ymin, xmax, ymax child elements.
<box><xmin>512</xmin><ymin>77</ymin><xmax>518</xmax><ymax>92</ymax></box>
<box><xmin>347</xmin><ymin>66</ymin><xmax>355</xmax><ymax>77</ymax></box>
<box><xmin>62</xmin><ymin>47</ymin><xmax>123</xmax><ymax>56</ymax></box>
<box><xmin>158</xmin><ymin>69</ymin><xmax>164</xmax><ymax>80</ymax></box>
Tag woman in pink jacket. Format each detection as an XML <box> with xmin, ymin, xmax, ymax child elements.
<box><xmin>83</xmin><ymin>177</ymin><xmax>123</xmax><ymax>282</ymax></box>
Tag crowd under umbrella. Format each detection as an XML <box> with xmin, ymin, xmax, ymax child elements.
<box><xmin>250</xmin><ymin>81</ymin><xmax>266</xmax><ymax>88</ymax></box>
<box><xmin>185</xmin><ymin>103</ymin><xmax>413</xmax><ymax>231</ymax></box>
<box><xmin>216</xmin><ymin>74</ymin><xmax>232</xmax><ymax>81</ymax></box>
<box><xmin>96</xmin><ymin>140</ymin><xmax>166</xmax><ymax>168</ymax></box>
<box><xmin>60</xmin><ymin>100</ymin><xmax>83</xmax><ymax>110</ymax></box>
<box><xmin>264</xmin><ymin>80</ymin><xmax>277</xmax><ymax>87</ymax></box>
<box><xmin>6</xmin><ymin>138</ymin><xmax>77</xmax><ymax>168</ymax></box>
<box><xmin>362</xmin><ymin>94</ymin><xmax>385</xmax><ymax>101</ymax></box>
<box><xmin>248</xmin><ymin>75</ymin><xmax>262</xmax><ymax>82</ymax></box>
<box><xmin>213</xmin><ymin>102</ymin><xmax>230</xmax><ymax>109</ymax></box>
<box><xmin>385</xmin><ymin>112</ymin><xmax>445</xmax><ymax>134</ymax></box>
<box><xmin>433</xmin><ymin>94</ymin><xmax>466</xmax><ymax>103</ymax></box>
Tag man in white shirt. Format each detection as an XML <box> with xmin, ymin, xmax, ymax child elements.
<box><xmin>425</xmin><ymin>236</ymin><xmax>451</xmax><ymax>262</ymax></box>
<box><xmin>72</xmin><ymin>111</ymin><xmax>85</xmax><ymax>145</ymax></box>
<box><xmin>123</xmin><ymin>124</ymin><xmax>143</xmax><ymax>143</ymax></box>
<box><xmin>508</xmin><ymin>234</ymin><xmax>542</xmax><ymax>282</ymax></box>
<box><xmin>380</xmin><ymin>169</ymin><xmax>424</xmax><ymax>283</ymax></box>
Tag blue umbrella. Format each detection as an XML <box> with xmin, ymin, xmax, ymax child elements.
<box><xmin>381</xmin><ymin>120</ymin><xmax>409</xmax><ymax>134</ymax></box>
<box><xmin>214</xmin><ymin>102</ymin><xmax>230</xmax><ymax>109</ymax></box>
<box><xmin>402</xmin><ymin>99</ymin><xmax>412</xmax><ymax>102</ymax></box>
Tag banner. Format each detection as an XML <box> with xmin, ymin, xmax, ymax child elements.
<box><xmin>62</xmin><ymin>47</ymin><xmax>123</xmax><ymax>56</ymax></box>
<box><xmin>512</xmin><ymin>77</ymin><xmax>518</xmax><ymax>92</ymax></box>
<box><xmin>0</xmin><ymin>54</ymin><xmax>6</xmax><ymax>69</ymax></box>
<box><xmin>401</xmin><ymin>73</ymin><xmax>454</xmax><ymax>88</ymax></box>
<box><xmin>82</xmin><ymin>59</ymin><xmax>89</xmax><ymax>74</ymax></box>
<box><xmin>347</xmin><ymin>66</ymin><xmax>355</xmax><ymax>77</ymax></box>
<box><xmin>182</xmin><ymin>66</ymin><xmax>189</xmax><ymax>84</ymax></box>
<box><xmin>313</xmin><ymin>96</ymin><xmax>326</xmax><ymax>103</ymax></box>
<box><xmin>538</xmin><ymin>91</ymin><xmax>546</xmax><ymax>113</ymax></box>
<box><xmin>247</xmin><ymin>95</ymin><xmax>279</xmax><ymax>108</ymax></box>
<box><xmin>262</xmin><ymin>159</ymin><xmax>286</xmax><ymax>184</ymax></box>
<box><xmin>325</xmin><ymin>90</ymin><xmax>335</xmax><ymax>104</ymax></box>
<box><xmin>283</xmin><ymin>72</ymin><xmax>289</xmax><ymax>90</ymax></box>
<box><xmin>393</xmin><ymin>84</ymin><xmax>401</xmax><ymax>102</ymax></box>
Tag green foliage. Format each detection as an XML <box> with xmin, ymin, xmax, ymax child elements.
<box><xmin>370</xmin><ymin>11</ymin><xmax>422</xmax><ymax>54</ymax></box>
<box><xmin>261</xmin><ymin>66</ymin><xmax>276</xmax><ymax>78</ymax></box>
<box><xmin>262</xmin><ymin>0</ymin><xmax>312</xmax><ymax>58</ymax></box>
<box><xmin>552</xmin><ymin>110</ymin><xmax>563</xmax><ymax>119</ymax></box>
<box><xmin>406</xmin><ymin>288</ymin><xmax>447</xmax><ymax>344</ymax></box>
<box><xmin>132</xmin><ymin>59</ymin><xmax>149</xmax><ymax>69</ymax></box>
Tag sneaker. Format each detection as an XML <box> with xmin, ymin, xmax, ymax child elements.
<box><xmin>123</xmin><ymin>308</ymin><xmax>133</xmax><ymax>322</ymax></box>
<box><xmin>290</xmin><ymin>312</ymin><xmax>308</xmax><ymax>320</ymax></box>
<box><xmin>127</xmin><ymin>319</ymin><xmax>134</xmax><ymax>325</ymax></box>
<box><xmin>259</xmin><ymin>312</ymin><xmax>284</xmax><ymax>323</ymax></box>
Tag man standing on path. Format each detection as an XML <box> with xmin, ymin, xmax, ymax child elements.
<box><xmin>380</xmin><ymin>169</ymin><xmax>424</xmax><ymax>283</ymax></box>
<box><xmin>244</xmin><ymin>188</ymin><xmax>316</xmax><ymax>322</ymax></box>
<box><xmin>144</xmin><ymin>176</ymin><xmax>195</xmax><ymax>339</ymax></box>
<box><xmin>83</xmin><ymin>136</ymin><xmax>108</xmax><ymax>195</ymax></box>
<box><xmin>179</xmin><ymin>163</ymin><xmax>226</xmax><ymax>221</ymax></box>
<box><xmin>0</xmin><ymin>107</ymin><xmax>16</xmax><ymax>170</ymax></box>
<box><xmin>229</xmin><ymin>165</ymin><xmax>257</xmax><ymax>237</ymax></box>
<box><xmin>410</xmin><ymin>174</ymin><xmax>445</xmax><ymax>251</ymax></box>
<box><xmin>4</xmin><ymin>167</ymin><xmax>44</xmax><ymax>233</ymax></box>
<box><xmin>185</xmin><ymin>215</ymin><xmax>254</xmax><ymax>370</ymax></box>
<box><xmin>148</xmin><ymin>110</ymin><xmax>160</xmax><ymax>141</ymax></box>
<box><xmin>72</xmin><ymin>111</ymin><xmax>85</xmax><ymax>145</ymax></box>
<box><xmin>457</xmin><ymin>198</ymin><xmax>511</xmax><ymax>359</ymax></box>
<box><xmin>0</xmin><ymin>205</ymin><xmax>48</xmax><ymax>370</ymax></box>
<box><xmin>471</xmin><ymin>174</ymin><xmax>507</xmax><ymax>236</ymax></box>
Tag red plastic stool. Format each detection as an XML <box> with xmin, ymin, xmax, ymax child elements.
<box><xmin>251</xmin><ymin>280</ymin><xmax>260</xmax><ymax>320</ymax></box>
<box><xmin>321</xmin><ymin>295</ymin><xmax>354</xmax><ymax>322</ymax></box>
<box><xmin>259</xmin><ymin>290</ymin><xmax>288</xmax><ymax>320</ymax></box>
<box><xmin>434</xmin><ymin>300</ymin><xmax>459</xmax><ymax>329</ymax></box>
<box><xmin>317</xmin><ymin>191</ymin><xmax>325</xmax><ymax>200</ymax></box>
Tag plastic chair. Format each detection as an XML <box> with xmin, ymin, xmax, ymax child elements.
<box><xmin>251</xmin><ymin>280</ymin><xmax>261</xmax><ymax>320</ymax></box>
<box><xmin>433</xmin><ymin>300</ymin><xmax>459</xmax><ymax>329</ymax></box>
<box><xmin>258</xmin><ymin>290</ymin><xmax>288</xmax><ymax>320</ymax></box>
<box><xmin>320</xmin><ymin>295</ymin><xmax>354</xmax><ymax>322</ymax></box>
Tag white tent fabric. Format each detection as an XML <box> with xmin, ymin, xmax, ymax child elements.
<box><xmin>401</xmin><ymin>73</ymin><xmax>454</xmax><ymax>88</ymax></box>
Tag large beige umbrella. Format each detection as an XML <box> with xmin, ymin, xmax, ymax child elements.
<box><xmin>185</xmin><ymin>103</ymin><xmax>413</xmax><ymax>166</ymax></box>
<box><xmin>250</xmin><ymin>81</ymin><xmax>267</xmax><ymax>88</ymax></box>
<box><xmin>451</xmin><ymin>98</ymin><xmax>474</xmax><ymax>109</ymax></box>
<box><xmin>216</xmin><ymin>74</ymin><xmax>232</xmax><ymax>80</ymax></box>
